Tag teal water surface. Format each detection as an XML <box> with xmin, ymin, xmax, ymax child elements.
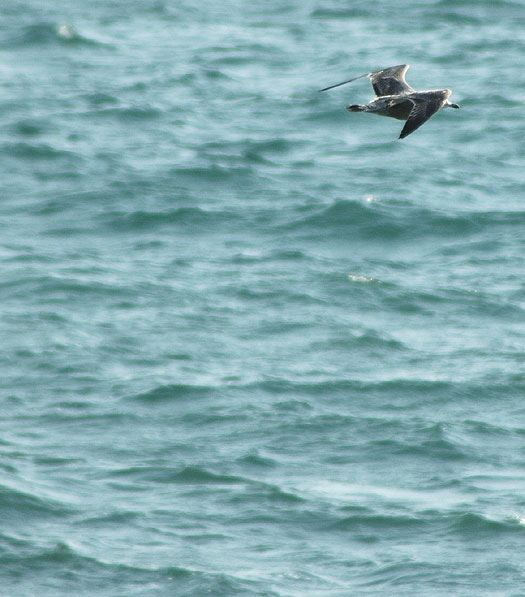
<box><xmin>2</xmin><ymin>1</ymin><xmax>525</xmax><ymax>595</ymax></box>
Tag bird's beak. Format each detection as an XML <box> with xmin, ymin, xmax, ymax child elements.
<box><xmin>451</xmin><ymin>103</ymin><xmax>460</xmax><ymax>109</ymax></box>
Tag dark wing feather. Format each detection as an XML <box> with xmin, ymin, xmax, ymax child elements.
<box><xmin>370</xmin><ymin>65</ymin><xmax>413</xmax><ymax>97</ymax></box>
<box><xmin>398</xmin><ymin>90</ymin><xmax>449</xmax><ymax>139</ymax></box>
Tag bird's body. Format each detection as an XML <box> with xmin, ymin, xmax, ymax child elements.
<box><xmin>319</xmin><ymin>65</ymin><xmax>459</xmax><ymax>139</ymax></box>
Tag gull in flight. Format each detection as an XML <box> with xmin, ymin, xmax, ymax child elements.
<box><xmin>319</xmin><ymin>64</ymin><xmax>459</xmax><ymax>139</ymax></box>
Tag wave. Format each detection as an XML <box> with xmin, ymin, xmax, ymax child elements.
<box><xmin>127</xmin><ymin>378</ymin><xmax>456</xmax><ymax>407</ymax></box>
<box><xmin>0</xmin><ymin>484</ymin><xmax>74</xmax><ymax>519</ymax></box>
<box><xmin>198</xmin><ymin>137</ymin><xmax>303</xmax><ymax>167</ymax></box>
<box><xmin>330</xmin><ymin>512</ymin><xmax>426</xmax><ymax>533</ymax></box>
<box><xmin>310</xmin><ymin>6</ymin><xmax>371</xmax><ymax>18</ymax></box>
<box><xmin>0</xmin><ymin>274</ymin><xmax>136</xmax><ymax>302</ymax></box>
<box><xmin>282</xmin><ymin>199</ymin><xmax>525</xmax><ymax>243</ymax></box>
<box><xmin>231</xmin><ymin>248</ymin><xmax>308</xmax><ymax>264</ymax></box>
<box><xmin>130</xmin><ymin>377</ymin><xmax>525</xmax><ymax>409</ymax></box>
<box><xmin>106</xmin><ymin>465</ymin><xmax>248</xmax><ymax>485</ymax></box>
<box><xmin>370</xmin><ymin>432</ymin><xmax>469</xmax><ymax>463</ymax></box>
<box><xmin>168</xmin><ymin>164</ymin><xmax>258</xmax><ymax>188</ymax></box>
<box><xmin>240</xmin><ymin>377</ymin><xmax>457</xmax><ymax>400</ymax></box>
<box><xmin>237</xmin><ymin>452</ymin><xmax>278</xmax><ymax>469</ymax></box>
<box><xmin>129</xmin><ymin>383</ymin><xmax>214</xmax><ymax>402</ymax></box>
<box><xmin>10</xmin><ymin>118</ymin><xmax>52</xmax><ymax>138</ymax></box>
<box><xmin>5</xmin><ymin>22</ymin><xmax>111</xmax><ymax>49</ymax></box>
<box><xmin>1</xmin><ymin>141</ymin><xmax>81</xmax><ymax>162</ymax></box>
<box><xmin>79</xmin><ymin>104</ymin><xmax>163</xmax><ymax>122</ymax></box>
<box><xmin>311</xmin><ymin>330</ymin><xmax>407</xmax><ymax>352</ymax></box>
<box><xmin>0</xmin><ymin>540</ymin><xmax>262</xmax><ymax>596</ymax></box>
<box><xmin>103</xmin><ymin>462</ymin><xmax>306</xmax><ymax>509</ymax></box>
<box><xmin>449</xmin><ymin>511</ymin><xmax>524</xmax><ymax>537</ymax></box>
<box><xmin>356</xmin><ymin>560</ymin><xmax>445</xmax><ymax>591</ymax></box>
<box><xmin>102</xmin><ymin>206</ymin><xmax>244</xmax><ymax>233</ymax></box>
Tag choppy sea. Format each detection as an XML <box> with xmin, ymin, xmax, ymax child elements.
<box><xmin>2</xmin><ymin>1</ymin><xmax>525</xmax><ymax>595</ymax></box>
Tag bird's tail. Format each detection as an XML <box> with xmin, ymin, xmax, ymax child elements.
<box><xmin>346</xmin><ymin>104</ymin><xmax>365</xmax><ymax>112</ymax></box>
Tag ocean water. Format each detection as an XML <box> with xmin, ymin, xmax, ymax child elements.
<box><xmin>1</xmin><ymin>0</ymin><xmax>525</xmax><ymax>595</ymax></box>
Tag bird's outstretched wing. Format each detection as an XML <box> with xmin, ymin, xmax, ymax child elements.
<box><xmin>369</xmin><ymin>65</ymin><xmax>413</xmax><ymax>97</ymax></box>
<box><xmin>319</xmin><ymin>64</ymin><xmax>413</xmax><ymax>96</ymax></box>
<box><xmin>398</xmin><ymin>90</ymin><xmax>450</xmax><ymax>139</ymax></box>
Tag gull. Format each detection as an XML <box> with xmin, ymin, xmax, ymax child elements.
<box><xmin>319</xmin><ymin>64</ymin><xmax>459</xmax><ymax>139</ymax></box>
